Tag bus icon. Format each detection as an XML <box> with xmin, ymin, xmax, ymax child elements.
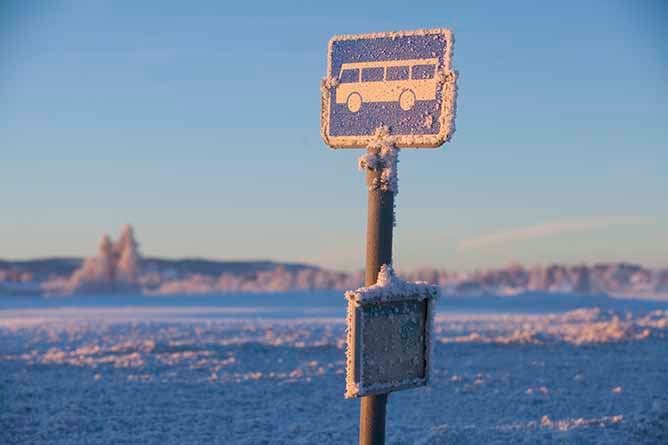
<box><xmin>335</xmin><ymin>58</ymin><xmax>438</xmax><ymax>112</ymax></box>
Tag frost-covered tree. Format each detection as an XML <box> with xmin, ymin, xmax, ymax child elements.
<box><xmin>115</xmin><ymin>224</ymin><xmax>141</xmax><ymax>283</ymax></box>
<box><xmin>66</xmin><ymin>234</ymin><xmax>116</xmax><ymax>293</ymax></box>
<box><xmin>65</xmin><ymin>226</ymin><xmax>142</xmax><ymax>294</ymax></box>
<box><xmin>570</xmin><ymin>265</ymin><xmax>593</xmax><ymax>294</ymax></box>
<box><xmin>98</xmin><ymin>234</ymin><xmax>115</xmax><ymax>283</ymax></box>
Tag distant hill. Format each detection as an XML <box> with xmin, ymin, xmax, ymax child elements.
<box><xmin>0</xmin><ymin>257</ymin><xmax>319</xmax><ymax>280</ymax></box>
<box><xmin>1</xmin><ymin>225</ymin><xmax>666</xmax><ymax>298</ymax></box>
<box><xmin>2</xmin><ymin>256</ymin><xmax>666</xmax><ymax>299</ymax></box>
<box><xmin>142</xmin><ymin>258</ymin><xmax>320</xmax><ymax>277</ymax></box>
<box><xmin>0</xmin><ymin>256</ymin><xmax>325</xmax><ymax>296</ymax></box>
<box><xmin>0</xmin><ymin>257</ymin><xmax>82</xmax><ymax>281</ymax></box>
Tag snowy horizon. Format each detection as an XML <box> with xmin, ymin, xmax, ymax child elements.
<box><xmin>1</xmin><ymin>224</ymin><xmax>667</xmax><ymax>299</ymax></box>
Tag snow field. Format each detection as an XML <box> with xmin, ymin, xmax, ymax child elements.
<box><xmin>1</xmin><ymin>306</ymin><xmax>667</xmax><ymax>444</ymax></box>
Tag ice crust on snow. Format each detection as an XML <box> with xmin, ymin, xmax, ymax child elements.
<box><xmin>434</xmin><ymin>308</ymin><xmax>667</xmax><ymax>346</ymax></box>
<box><xmin>1</xmin><ymin>300</ymin><xmax>667</xmax><ymax>444</ymax></box>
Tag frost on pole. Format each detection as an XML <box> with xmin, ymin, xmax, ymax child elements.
<box><xmin>345</xmin><ymin>265</ymin><xmax>439</xmax><ymax>398</ymax></box>
<box><xmin>321</xmin><ymin>28</ymin><xmax>457</xmax><ymax>149</ymax></box>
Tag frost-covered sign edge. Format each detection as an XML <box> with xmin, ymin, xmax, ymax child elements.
<box><xmin>321</xmin><ymin>28</ymin><xmax>457</xmax><ymax>149</ymax></box>
<box><xmin>344</xmin><ymin>265</ymin><xmax>440</xmax><ymax>398</ymax></box>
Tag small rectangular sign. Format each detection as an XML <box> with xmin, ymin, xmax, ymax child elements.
<box><xmin>344</xmin><ymin>267</ymin><xmax>439</xmax><ymax>398</ymax></box>
<box><xmin>321</xmin><ymin>29</ymin><xmax>457</xmax><ymax>148</ymax></box>
<box><xmin>354</xmin><ymin>299</ymin><xmax>428</xmax><ymax>388</ymax></box>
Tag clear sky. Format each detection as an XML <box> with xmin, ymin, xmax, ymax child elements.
<box><xmin>1</xmin><ymin>0</ymin><xmax>667</xmax><ymax>271</ymax></box>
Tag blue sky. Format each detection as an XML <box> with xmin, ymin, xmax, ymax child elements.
<box><xmin>1</xmin><ymin>0</ymin><xmax>666</xmax><ymax>271</ymax></box>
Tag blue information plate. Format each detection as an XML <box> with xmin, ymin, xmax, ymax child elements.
<box><xmin>321</xmin><ymin>29</ymin><xmax>456</xmax><ymax>148</ymax></box>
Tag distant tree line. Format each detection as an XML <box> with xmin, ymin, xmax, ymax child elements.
<box><xmin>1</xmin><ymin>225</ymin><xmax>667</xmax><ymax>298</ymax></box>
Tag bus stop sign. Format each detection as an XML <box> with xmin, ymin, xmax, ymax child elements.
<box><xmin>321</xmin><ymin>29</ymin><xmax>456</xmax><ymax>149</ymax></box>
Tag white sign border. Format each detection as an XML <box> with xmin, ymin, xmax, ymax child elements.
<box><xmin>344</xmin><ymin>269</ymin><xmax>439</xmax><ymax>398</ymax></box>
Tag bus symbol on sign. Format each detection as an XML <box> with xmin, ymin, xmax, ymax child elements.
<box><xmin>336</xmin><ymin>58</ymin><xmax>439</xmax><ymax>112</ymax></box>
<box><xmin>321</xmin><ymin>29</ymin><xmax>456</xmax><ymax>148</ymax></box>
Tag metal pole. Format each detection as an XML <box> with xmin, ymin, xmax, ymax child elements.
<box><xmin>359</xmin><ymin>146</ymin><xmax>395</xmax><ymax>445</ymax></box>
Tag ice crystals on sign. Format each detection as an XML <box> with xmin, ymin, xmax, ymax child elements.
<box><xmin>358</xmin><ymin>126</ymin><xmax>400</xmax><ymax>194</ymax></box>
<box><xmin>344</xmin><ymin>265</ymin><xmax>439</xmax><ymax>398</ymax></box>
<box><xmin>321</xmin><ymin>28</ymin><xmax>457</xmax><ymax>148</ymax></box>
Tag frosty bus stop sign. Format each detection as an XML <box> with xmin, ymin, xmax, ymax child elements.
<box><xmin>321</xmin><ymin>29</ymin><xmax>456</xmax><ymax>148</ymax></box>
<box><xmin>322</xmin><ymin>28</ymin><xmax>456</xmax><ymax>442</ymax></box>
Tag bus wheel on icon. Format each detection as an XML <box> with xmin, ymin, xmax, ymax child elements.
<box><xmin>347</xmin><ymin>92</ymin><xmax>362</xmax><ymax>113</ymax></box>
<box><xmin>399</xmin><ymin>89</ymin><xmax>416</xmax><ymax>111</ymax></box>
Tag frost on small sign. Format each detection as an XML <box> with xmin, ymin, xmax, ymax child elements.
<box><xmin>345</xmin><ymin>265</ymin><xmax>439</xmax><ymax>398</ymax></box>
<box><xmin>321</xmin><ymin>28</ymin><xmax>457</xmax><ymax>149</ymax></box>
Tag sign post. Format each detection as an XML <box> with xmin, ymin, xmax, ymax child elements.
<box><xmin>359</xmin><ymin>144</ymin><xmax>394</xmax><ymax>445</ymax></box>
<box><xmin>321</xmin><ymin>29</ymin><xmax>457</xmax><ymax>445</ymax></box>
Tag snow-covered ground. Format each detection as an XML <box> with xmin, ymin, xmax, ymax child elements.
<box><xmin>1</xmin><ymin>293</ymin><xmax>667</xmax><ymax>444</ymax></box>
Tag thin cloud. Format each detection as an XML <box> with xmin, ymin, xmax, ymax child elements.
<box><xmin>459</xmin><ymin>217</ymin><xmax>646</xmax><ymax>251</ymax></box>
